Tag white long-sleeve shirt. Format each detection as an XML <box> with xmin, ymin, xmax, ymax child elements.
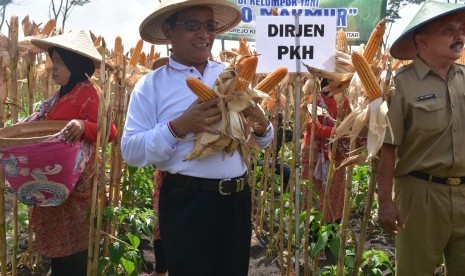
<box><xmin>121</xmin><ymin>57</ymin><xmax>273</xmax><ymax>179</ymax></box>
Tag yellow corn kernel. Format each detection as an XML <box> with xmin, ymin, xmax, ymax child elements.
<box><xmin>363</xmin><ymin>18</ymin><xmax>386</xmax><ymax>64</ymax></box>
<box><xmin>351</xmin><ymin>51</ymin><xmax>381</xmax><ymax>101</ymax></box>
<box><xmin>139</xmin><ymin>52</ymin><xmax>146</xmax><ymax>67</ymax></box>
<box><xmin>186</xmin><ymin>77</ymin><xmax>218</xmax><ymax>101</ymax></box>
<box><xmin>114</xmin><ymin>36</ymin><xmax>123</xmax><ymax>67</ymax></box>
<box><xmin>129</xmin><ymin>39</ymin><xmax>144</xmax><ymax>66</ymax></box>
<box><xmin>236</xmin><ymin>37</ymin><xmax>251</xmax><ymax>56</ymax></box>
<box><xmin>336</xmin><ymin>28</ymin><xmax>348</xmax><ymax>53</ymax></box>
<box><xmin>149</xmin><ymin>45</ymin><xmax>155</xmax><ymax>61</ymax></box>
<box><xmin>40</xmin><ymin>19</ymin><xmax>55</xmax><ymax>35</ymax></box>
<box><xmin>254</xmin><ymin>66</ymin><xmax>288</xmax><ymax>93</ymax></box>
<box><xmin>235</xmin><ymin>55</ymin><xmax>258</xmax><ymax>92</ymax></box>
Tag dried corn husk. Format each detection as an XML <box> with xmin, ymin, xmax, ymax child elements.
<box><xmin>184</xmin><ymin>57</ymin><xmax>270</xmax><ymax>163</ymax></box>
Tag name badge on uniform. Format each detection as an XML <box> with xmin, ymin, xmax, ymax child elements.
<box><xmin>416</xmin><ymin>93</ymin><xmax>436</xmax><ymax>101</ymax></box>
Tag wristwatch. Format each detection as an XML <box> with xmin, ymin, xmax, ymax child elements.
<box><xmin>254</xmin><ymin>122</ymin><xmax>272</xmax><ymax>137</ymax></box>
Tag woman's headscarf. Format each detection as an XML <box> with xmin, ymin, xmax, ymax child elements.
<box><xmin>48</xmin><ymin>47</ymin><xmax>95</xmax><ymax>97</ymax></box>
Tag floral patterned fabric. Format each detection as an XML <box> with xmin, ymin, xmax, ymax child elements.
<box><xmin>26</xmin><ymin>81</ymin><xmax>108</xmax><ymax>258</ymax></box>
<box><xmin>301</xmin><ymin>93</ymin><xmax>349</xmax><ymax>223</ymax></box>
<box><xmin>153</xmin><ymin>169</ymin><xmax>164</xmax><ymax>240</ymax></box>
<box><xmin>0</xmin><ymin>134</ymin><xmax>92</xmax><ymax>206</ymax></box>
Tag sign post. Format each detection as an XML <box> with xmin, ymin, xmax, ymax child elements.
<box><xmin>255</xmin><ymin>14</ymin><xmax>337</xmax><ymax>273</ymax></box>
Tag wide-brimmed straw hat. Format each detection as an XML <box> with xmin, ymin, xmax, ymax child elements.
<box><xmin>139</xmin><ymin>0</ymin><xmax>241</xmax><ymax>45</ymax></box>
<box><xmin>391</xmin><ymin>0</ymin><xmax>465</xmax><ymax>60</ymax></box>
<box><xmin>31</xmin><ymin>30</ymin><xmax>108</xmax><ymax>68</ymax></box>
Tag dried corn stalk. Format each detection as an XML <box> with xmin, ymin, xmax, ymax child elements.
<box><xmin>21</xmin><ymin>16</ymin><xmax>39</xmax><ymax>36</ymax></box>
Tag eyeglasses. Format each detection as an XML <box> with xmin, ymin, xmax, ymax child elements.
<box><xmin>175</xmin><ymin>19</ymin><xmax>219</xmax><ymax>32</ymax></box>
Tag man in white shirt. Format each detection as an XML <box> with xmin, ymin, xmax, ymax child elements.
<box><xmin>121</xmin><ymin>0</ymin><xmax>273</xmax><ymax>275</ymax></box>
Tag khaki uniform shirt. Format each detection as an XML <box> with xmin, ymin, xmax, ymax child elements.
<box><xmin>385</xmin><ymin>57</ymin><xmax>465</xmax><ymax>178</ymax></box>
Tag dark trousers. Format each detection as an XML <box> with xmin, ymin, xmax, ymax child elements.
<box><xmin>50</xmin><ymin>250</ymin><xmax>87</xmax><ymax>276</ymax></box>
<box><xmin>153</xmin><ymin>239</ymin><xmax>168</xmax><ymax>273</ymax></box>
<box><xmin>159</xmin><ymin>177</ymin><xmax>252</xmax><ymax>276</ymax></box>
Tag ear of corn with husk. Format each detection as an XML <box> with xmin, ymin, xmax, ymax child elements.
<box><xmin>184</xmin><ymin>55</ymin><xmax>272</xmax><ymax>163</ymax></box>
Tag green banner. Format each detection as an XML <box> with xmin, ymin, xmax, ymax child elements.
<box><xmin>218</xmin><ymin>0</ymin><xmax>387</xmax><ymax>45</ymax></box>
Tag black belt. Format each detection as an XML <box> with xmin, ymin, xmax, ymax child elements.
<box><xmin>409</xmin><ymin>171</ymin><xmax>465</xmax><ymax>186</ymax></box>
<box><xmin>164</xmin><ymin>172</ymin><xmax>247</xmax><ymax>195</ymax></box>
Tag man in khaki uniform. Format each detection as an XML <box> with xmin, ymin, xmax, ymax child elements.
<box><xmin>377</xmin><ymin>1</ymin><xmax>465</xmax><ymax>275</ymax></box>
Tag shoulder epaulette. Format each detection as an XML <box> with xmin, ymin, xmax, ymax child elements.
<box><xmin>393</xmin><ymin>63</ymin><xmax>413</xmax><ymax>77</ymax></box>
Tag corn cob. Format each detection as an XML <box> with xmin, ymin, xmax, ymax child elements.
<box><xmin>254</xmin><ymin>66</ymin><xmax>288</xmax><ymax>93</ymax></box>
<box><xmin>148</xmin><ymin>45</ymin><xmax>156</xmax><ymax>61</ymax></box>
<box><xmin>235</xmin><ymin>55</ymin><xmax>258</xmax><ymax>92</ymax></box>
<box><xmin>129</xmin><ymin>39</ymin><xmax>144</xmax><ymax>66</ymax></box>
<box><xmin>114</xmin><ymin>36</ymin><xmax>123</xmax><ymax>67</ymax></box>
<box><xmin>139</xmin><ymin>52</ymin><xmax>146</xmax><ymax>67</ymax></box>
<box><xmin>336</xmin><ymin>28</ymin><xmax>348</xmax><ymax>53</ymax></box>
<box><xmin>363</xmin><ymin>18</ymin><xmax>386</xmax><ymax>64</ymax></box>
<box><xmin>236</xmin><ymin>37</ymin><xmax>251</xmax><ymax>56</ymax></box>
<box><xmin>186</xmin><ymin>77</ymin><xmax>218</xmax><ymax>101</ymax></box>
<box><xmin>40</xmin><ymin>19</ymin><xmax>55</xmax><ymax>35</ymax></box>
<box><xmin>351</xmin><ymin>51</ymin><xmax>381</xmax><ymax>101</ymax></box>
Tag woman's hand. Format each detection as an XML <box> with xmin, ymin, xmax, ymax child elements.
<box><xmin>61</xmin><ymin>119</ymin><xmax>85</xmax><ymax>144</ymax></box>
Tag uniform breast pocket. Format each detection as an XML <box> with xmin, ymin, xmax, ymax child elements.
<box><xmin>412</xmin><ymin>99</ymin><xmax>447</xmax><ymax>132</ymax></box>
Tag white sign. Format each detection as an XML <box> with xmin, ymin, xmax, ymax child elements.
<box><xmin>255</xmin><ymin>15</ymin><xmax>336</xmax><ymax>73</ymax></box>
